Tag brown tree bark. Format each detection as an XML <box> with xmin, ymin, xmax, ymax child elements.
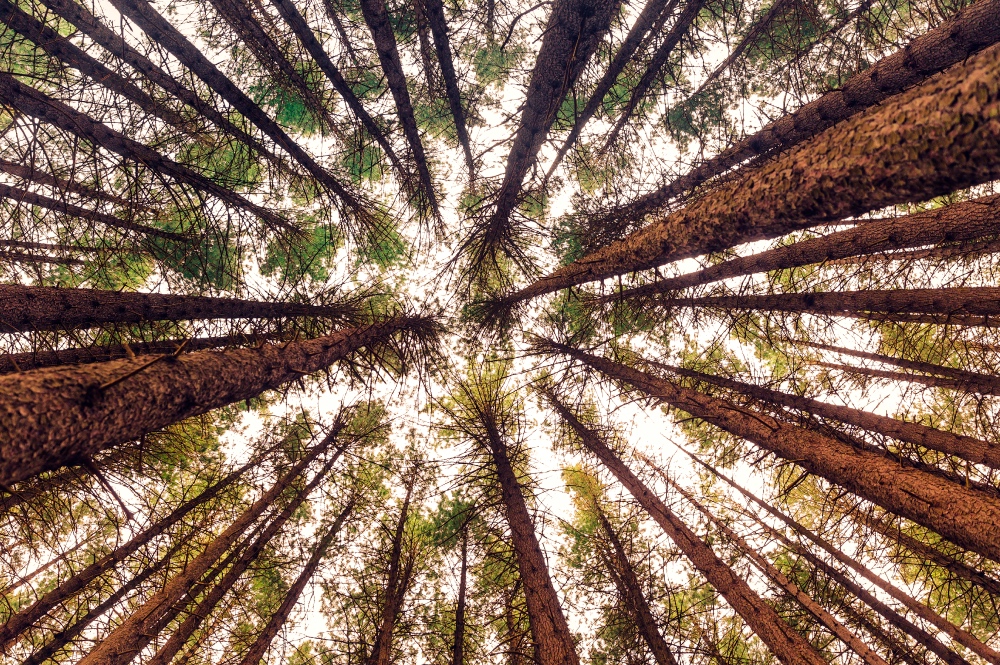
<box><xmin>591</xmin><ymin>0</ymin><xmax>1000</xmax><ymax>234</ymax></box>
<box><xmin>503</xmin><ymin>40</ymin><xmax>1000</xmax><ymax>307</ymax></box>
<box><xmin>827</xmin><ymin>236</ymin><xmax>1000</xmax><ymax>265</ymax></box>
<box><xmin>77</xmin><ymin>437</ymin><xmax>336</xmax><ymax>665</ymax></box>
<box><xmin>817</xmin><ymin>361</ymin><xmax>1000</xmax><ymax>397</ymax></box>
<box><xmin>545</xmin><ymin>343</ymin><xmax>1000</xmax><ymax>562</ymax></box>
<box><xmin>0</xmin><ymin>454</ymin><xmax>262</xmax><ymax>649</ymax></box>
<box><xmin>834</xmin><ymin>600</ymin><xmax>932</xmax><ymax>665</ymax></box>
<box><xmin>604</xmin><ymin>194</ymin><xmax>1000</xmax><ymax>299</ymax></box>
<box><xmin>0</xmin><ymin>316</ymin><xmax>423</xmax><ymax>484</ymax></box>
<box><xmin>237</xmin><ymin>497</ymin><xmax>355</xmax><ymax>665</ymax></box>
<box><xmin>451</xmin><ymin>528</ymin><xmax>468</xmax><ymax>665</ymax></box>
<box><xmin>645</xmin><ymin>360</ymin><xmax>1000</xmax><ymax>469</ymax></box>
<box><xmin>546</xmin><ymin>393</ymin><xmax>827</xmax><ymax>665</ymax></box>
<box><xmin>0</xmin><ymin>284</ymin><xmax>353</xmax><ymax>333</ymax></box>
<box><xmin>0</xmin><ymin>251</ymin><xmax>82</xmax><ymax>266</ymax></box>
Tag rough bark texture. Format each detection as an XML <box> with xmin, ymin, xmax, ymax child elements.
<box><xmin>547</xmin><ymin>394</ymin><xmax>827</xmax><ymax>665</ymax></box>
<box><xmin>550</xmin><ymin>343</ymin><xmax>1000</xmax><ymax>562</ymax></box>
<box><xmin>597</xmin><ymin>0</ymin><xmax>1000</xmax><ymax>232</ymax></box>
<box><xmin>609</xmin><ymin>194</ymin><xmax>1000</xmax><ymax>298</ymax></box>
<box><xmin>483</xmin><ymin>423</ymin><xmax>580</xmax><ymax>665</ymax></box>
<box><xmin>507</xmin><ymin>40</ymin><xmax>1000</xmax><ymax>305</ymax></box>
<box><xmin>451</xmin><ymin>528</ymin><xmax>468</xmax><ymax>665</ymax></box>
<box><xmin>0</xmin><ymin>284</ymin><xmax>352</xmax><ymax>332</ymax></box>
<box><xmin>0</xmin><ymin>317</ymin><xmax>415</xmax><ymax>484</ymax></box>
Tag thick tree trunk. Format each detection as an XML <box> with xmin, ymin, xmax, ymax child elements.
<box><xmin>594</xmin><ymin>504</ymin><xmax>678</xmax><ymax>665</ymax></box>
<box><xmin>0</xmin><ymin>316</ymin><xmax>419</xmax><ymax>484</ymax></box>
<box><xmin>451</xmin><ymin>528</ymin><xmax>468</xmax><ymax>665</ymax></box>
<box><xmin>357</xmin><ymin>0</ymin><xmax>440</xmax><ymax>219</ymax></box>
<box><xmin>818</xmin><ymin>361</ymin><xmax>1000</xmax><ymax>397</ymax></box>
<box><xmin>606</xmin><ymin>194</ymin><xmax>1000</xmax><ymax>299</ymax></box>
<box><xmin>237</xmin><ymin>497</ymin><xmax>355</xmax><ymax>665</ymax></box>
<box><xmin>593</xmin><ymin>0</ymin><xmax>1000</xmax><ymax>234</ymax></box>
<box><xmin>0</xmin><ymin>334</ymin><xmax>283</xmax><ymax>374</ymax></box>
<box><xmin>0</xmin><ymin>454</ymin><xmax>261</xmax><ymax>649</ymax></box>
<box><xmin>0</xmin><ymin>158</ymin><xmax>140</xmax><ymax>210</ymax></box>
<box><xmin>504</xmin><ymin>40</ymin><xmax>1000</xmax><ymax>306</ymax></box>
<box><xmin>647</xmin><ymin>360</ymin><xmax>1000</xmax><ymax>469</ymax></box>
<box><xmin>546</xmin><ymin>393</ymin><xmax>827</xmax><ymax>665</ymax></box>
<box><xmin>547</xmin><ymin>343</ymin><xmax>1000</xmax><ymax>562</ymax></box>
<box><xmin>77</xmin><ymin>438</ymin><xmax>335</xmax><ymax>665</ymax></box>
<box><xmin>0</xmin><ymin>284</ymin><xmax>353</xmax><ymax>333</ymax></box>
<box><xmin>483</xmin><ymin>423</ymin><xmax>580</xmax><ymax>665</ymax></box>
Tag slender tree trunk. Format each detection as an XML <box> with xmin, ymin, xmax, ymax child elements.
<box><xmin>546</xmin><ymin>393</ymin><xmax>828</xmax><ymax>665</ymax></box>
<box><xmin>451</xmin><ymin>528</ymin><xmax>468</xmax><ymax>665</ymax></box>
<box><xmin>682</xmin><ymin>450</ymin><xmax>1000</xmax><ymax>663</ymax></box>
<box><xmin>0</xmin><ymin>251</ymin><xmax>82</xmax><ymax>266</ymax></box>
<box><xmin>592</xmin><ymin>0</ymin><xmax>1000</xmax><ymax>234</ymax></box>
<box><xmin>0</xmin><ymin>238</ymin><xmax>101</xmax><ymax>253</ymax></box>
<box><xmin>77</xmin><ymin>438</ymin><xmax>335</xmax><ymax>665</ymax></box>
<box><xmin>817</xmin><ymin>361</ymin><xmax>1000</xmax><ymax>397</ymax></box>
<box><xmin>504</xmin><ymin>40</ymin><xmax>1000</xmax><ymax>306</ymax></box>
<box><xmin>0</xmin><ymin>537</ymin><xmax>88</xmax><ymax>597</ymax></box>
<box><xmin>413</xmin><ymin>0</ymin><xmax>439</xmax><ymax>93</ymax></box>
<box><xmin>237</xmin><ymin>497</ymin><xmax>355</xmax><ymax>665</ymax></box>
<box><xmin>593</xmin><ymin>504</ymin><xmax>679</xmax><ymax>665</ymax></box>
<box><xmin>828</xmin><ymin>236</ymin><xmax>1000</xmax><ymax>265</ymax></box>
<box><xmin>546</xmin><ymin>343</ymin><xmax>1000</xmax><ymax>562</ymax></box>
<box><xmin>645</xmin><ymin>360</ymin><xmax>1000</xmax><ymax>469</ymax></box>
<box><xmin>0</xmin><ymin>333</ymin><xmax>283</xmax><ymax>374</ymax></box>
<box><xmin>0</xmin><ymin>316</ymin><xmax>421</xmax><ymax>484</ymax></box>
<box><xmin>0</xmin><ymin>158</ymin><xmax>140</xmax><ymax>209</ymax></box>
<box><xmin>504</xmin><ymin>579</ymin><xmax>528</xmax><ymax>665</ymax></box>
<box><xmin>357</xmin><ymin>0</ymin><xmax>440</xmax><ymax>219</ymax></box>
<box><xmin>482</xmin><ymin>422</ymin><xmax>580</xmax><ymax>665</ymax></box>
<box><xmin>605</xmin><ymin>194</ymin><xmax>1000</xmax><ymax>299</ymax></box>
<box><xmin>834</xmin><ymin>600</ymin><xmax>931</xmax><ymax>665</ymax></box>
<box><xmin>0</xmin><ymin>453</ymin><xmax>262</xmax><ymax>649</ymax></box>
<box><xmin>0</xmin><ymin>284</ymin><xmax>353</xmax><ymax>333</ymax></box>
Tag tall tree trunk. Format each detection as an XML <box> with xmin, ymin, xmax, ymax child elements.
<box><xmin>482</xmin><ymin>423</ymin><xmax>580</xmax><ymax>665</ymax></box>
<box><xmin>591</xmin><ymin>0</ymin><xmax>1000</xmax><ymax>235</ymax></box>
<box><xmin>0</xmin><ymin>158</ymin><xmax>141</xmax><ymax>209</ymax></box>
<box><xmin>593</xmin><ymin>503</ymin><xmax>679</xmax><ymax>665</ymax></box>
<box><xmin>0</xmin><ymin>72</ymin><xmax>297</xmax><ymax>237</ymax></box>
<box><xmin>828</xmin><ymin>236</ymin><xmax>1000</xmax><ymax>265</ymax></box>
<box><xmin>681</xmin><ymin>449</ymin><xmax>1000</xmax><ymax>663</ymax></box>
<box><xmin>504</xmin><ymin>579</ymin><xmax>528</xmax><ymax>665</ymax></box>
<box><xmin>644</xmin><ymin>360</ymin><xmax>1000</xmax><ymax>469</ymax></box>
<box><xmin>0</xmin><ymin>452</ymin><xmax>264</xmax><ymax>649</ymax></box>
<box><xmin>237</xmin><ymin>497</ymin><xmax>355</xmax><ymax>665</ymax></box>
<box><xmin>545</xmin><ymin>393</ymin><xmax>827</xmax><ymax>665</ymax></box>
<box><xmin>0</xmin><ymin>333</ymin><xmax>283</xmax><ymax>374</ymax></box>
<box><xmin>604</xmin><ymin>194</ymin><xmax>1000</xmax><ymax>299</ymax></box>
<box><xmin>817</xmin><ymin>361</ymin><xmax>1000</xmax><ymax>397</ymax></box>
<box><xmin>0</xmin><ymin>316</ymin><xmax>422</xmax><ymax>484</ymax></box>
<box><xmin>77</xmin><ymin>437</ymin><xmax>336</xmax><ymax>665</ymax></box>
<box><xmin>834</xmin><ymin>600</ymin><xmax>932</xmax><ymax>665</ymax></box>
<box><xmin>451</xmin><ymin>528</ymin><xmax>468</xmax><ymax>665</ymax></box>
<box><xmin>546</xmin><ymin>0</ymin><xmax>675</xmax><ymax>178</ymax></box>
<box><xmin>357</xmin><ymin>0</ymin><xmax>440</xmax><ymax>219</ymax></box>
<box><xmin>503</xmin><ymin>40</ymin><xmax>1000</xmax><ymax>307</ymax></box>
<box><xmin>545</xmin><ymin>343</ymin><xmax>1000</xmax><ymax>561</ymax></box>
<box><xmin>0</xmin><ymin>250</ymin><xmax>83</xmax><ymax>266</ymax></box>
<box><xmin>0</xmin><ymin>284</ymin><xmax>354</xmax><ymax>333</ymax></box>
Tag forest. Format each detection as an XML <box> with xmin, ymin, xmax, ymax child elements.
<box><xmin>0</xmin><ymin>0</ymin><xmax>999</xmax><ymax>662</ymax></box>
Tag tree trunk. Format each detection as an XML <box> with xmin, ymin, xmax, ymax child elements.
<box><xmin>237</xmin><ymin>497</ymin><xmax>355</xmax><ymax>665</ymax></box>
<box><xmin>592</xmin><ymin>0</ymin><xmax>1000</xmax><ymax>234</ymax></box>
<box><xmin>593</xmin><ymin>504</ymin><xmax>678</xmax><ymax>665</ymax></box>
<box><xmin>0</xmin><ymin>333</ymin><xmax>283</xmax><ymax>374</ymax></box>
<box><xmin>547</xmin><ymin>343</ymin><xmax>1000</xmax><ymax>562</ymax></box>
<box><xmin>0</xmin><ymin>158</ymin><xmax>140</xmax><ymax>209</ymax></box>
<box><xmin>834</xmin><ymin>600</ymin><xmax>932</xmax><ymax>665</ymax></box>
<box><xmin>0</xmin><ymin>316</ymin><xmax>420</xmax><ymax>484</ymax></box>
<box><xmin>817</xmin><ymin>361</ymin><xmax>1000</xmax><ymax>397</ymax></box>
<box><xmin>451</xmin><ymin>528</ymin><xmax>468</xmax><ymax>665</ymax></box>
<box><xmin>0</xmin><ymin>537</ymin><xmax>88</xmax><ymax>597</ymax></box>
<box><xmin>682</xmin><ymin>449</ymin><xmax>1000</xmax><ymax>663</ymax></box>
<box><xmin>77</xmin><ymin>437</ymin><xmax>336</xmax><ymax>665</ymax></box>
<box><xmin>828</xmin><ymin>236</ymin><xmax>1000</xmax><ymax>265</ymax></box>
<box><xmin>0</xmin><ymin>251</ymin><xmax>83</xmax><ymax>266</ymax></box>
<box><xmin>482</xmin><ymin>422</ymin><xmax>580</xmax><ymax>665</ymax></box>
<box><xmin>0</xmin><ymin>453</ymin><xmax>262</xmax><ymax>649</ymax></box>
<box><xmin>646</xmin><ymin>360</ymin><xmax>1000</xmax><ymax>469</ymax></box>
<box><xmin>504</xmin><ymin>40</ymin><xmax>1000</xmax><ymax>307</ymax></box>
<box><xmin>0</xmin><ymin>72</ymin><xmax>297</xmax><ymax>237</ymax></box>
<box><xmin>357</xmin><ymin>0</ymin><xmax>440</xmax><ymax>219</ymax></box>
<box><xmin>0</xmin><ymin>284</ymin><xmax>353</xmax><ymax>332</ymax></box>
<box><xmin>546</xmin><ymin>393</ymin><xmax>828</xmax><ymax>665</ymax></box>
<box><xmin>605</xmin><ymin>194</ymin><xmax>1000</xmax><ymax>299</ymax></box>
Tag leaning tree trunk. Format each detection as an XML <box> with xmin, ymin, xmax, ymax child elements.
<box><xmin>591</xmin><ymin>0</ymin><xmax>1000</xmax><ymax>234</ymax></box>
<box><xmin>77</xmin><ymin>438</ymin><xmax>335</xmax><ymax>665</ymax></box>
<box><xmin>237</xmin><ymin>498</ymin><xmax>355</xmax><ymax>665</ymax></box>
<box><xmin>0</xmin><ymin>251</ymin><xmax>82</xmax><ymax>266</ymax></box>
<box><xmin>357</xmin><ymin>0</ymin><xmax>440</xmax><ymax>219</ymax></box>
<box><xmin>0</xmin><ymin>316</ymin><xmax>422</xmax><ymax>484</ymax></box>
<box><xmin>0</xmin><ymin>452</ymin><xmax>265</xmax><ymax>649</ymax></box>
<box><xmin>0</xmin><ymin>157</ymin><xmax>140</xmax><ymax>209</ymax></box>
<box><xmin>483</xmin><ymin>423</ymin><xmax>580</xmax><ymax>665</ymax></box>
<box><xmin>503</xmin><ymin>40</ymin><xmax>1000</xmax><ymax>307</ymax></box>
<box><xmin>817</xmin><ymin>361</ymin><xmax>1000</xmax><ymax>397</ymax></box>
<box><xmin>828</xmin><ymin>236</ymin><xmax>1000</xmax><ymax>265</ymax></box>
<box><xmin>647</xmin><ymin>360</ymin><xmax>1000</xmax><ymax>469</ymax></box>
<box><xmin>604</xmin><ymin>194</ymin><xmax>1000</xmax><ymax>299</ymax></box>
<box><xmin>451</xmin><ymin>528</ymin><xmax>468</xmax><ymax>665</ymax></box>
<box><xmin>834</xmin><ymin>600</ymin><xmax>934</xmax><ymax>665</ymax></box>
<box><xmin>545</xmin><ymin>393</ymin><xmax>827</xmax><ymax>665</ymax></box>
<box><xmin>546</xmin><ymin>343</ymin><xmax>1000</xmax><ymax>562</ymax></box>
<box><xmin>0</xmin><ymin>284</ymin><xmax>354</xmax><ymax>332</ymax></box>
